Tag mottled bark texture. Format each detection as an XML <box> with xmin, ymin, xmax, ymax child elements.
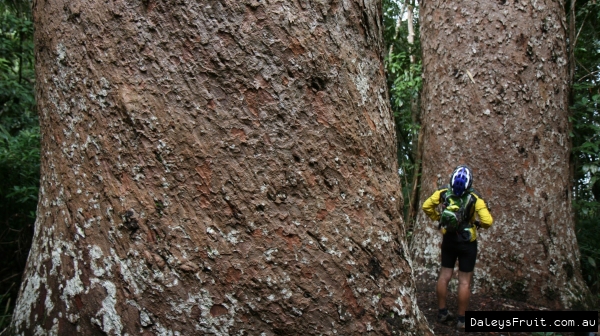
<box><xmin>411</xmin><ymin>0</ymin><xmax>589</xmax><ymax>308</ymax></box>
<box><xmin>13</xmin><ymin>0</ymin><xmax>432</xmax><ymax>335</ymax></box>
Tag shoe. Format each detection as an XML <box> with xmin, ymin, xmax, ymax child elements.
<box><xmin>457</xmin><ymin>316</ymin><xmax>465</xmax><ymax>329</ymax></box>
<box><xmin>437</xmin><ymin>309</ymin><xmax>453</xmax><ymax>322</ymax></box>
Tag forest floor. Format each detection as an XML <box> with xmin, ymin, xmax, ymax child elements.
<box><xmin>415</xmin><ymin>284</ymin><xmax>600</xmax><ymax>336</ymax></box>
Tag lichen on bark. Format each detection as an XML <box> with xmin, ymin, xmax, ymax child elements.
<box><xmin>13</xmin><ymin>0</ymin><xmax>432</xmax><ymax>334</ymax></box>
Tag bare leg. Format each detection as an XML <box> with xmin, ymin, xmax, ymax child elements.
<box><xmin>437</xmin><ymin>267</ymin><xmax>454</xmax><ymax>309</ymax></box>
<box><xmin>457</xmin><ymin>271</ymin><xmax>473</xmax><ymax>315</ymax></box>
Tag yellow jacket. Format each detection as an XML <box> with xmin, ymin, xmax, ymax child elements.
<box><xmin>422</xmin><ymin>187</ymin><xmax>493</xmax><ymax>241</ymax></box>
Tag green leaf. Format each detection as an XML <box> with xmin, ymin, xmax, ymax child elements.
<box><xmin>589</xmin><ymin>257</ymin><xmax>597</xmax><ymax>268</ymax></box>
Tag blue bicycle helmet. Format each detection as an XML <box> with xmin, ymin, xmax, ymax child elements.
<box><xmin>450</xmin><ymin>165</ymin><xmax>473</xmax><ymax>196</ymax></box>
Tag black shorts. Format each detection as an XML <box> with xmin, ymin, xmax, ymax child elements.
<box><xmin>441</xmin><ymin>236</ymin><xmax>478</xmax><ymax>272</ymax></box>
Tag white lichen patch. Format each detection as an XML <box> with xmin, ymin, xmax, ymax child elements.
<box><xmin>169</xmin><ymin>290</ymin><xmax>239</xmax><ymax>336</ymax></box>
<box><xmin>140</xmin><ymin>309</ymin><xmax>153</xmax><ymax>327</ymax></box>
<box><xmin>327</xmin><ymin>247</ymin><xmax>343</xmax><ymax>258</ymax></box>
<box><xmin>281</xmin><ymin>288</ymin><xmax>292</xmax><ymax>300</ymax></box>
<box><xmin>45</xmin><ymin>288</ymin><xmax>55</xmax><ymax>313</ymax></box>
<box><xmin>89</xmin><ymin>245</ymin><xmax>113</xmax><ymax>277</ymax></box>
<box><xmin>264</xmin><ymin>248</ymin><xmax>278</xmax><ymax>261</ymax></box>
<box><xmin>377</xmin><ymin>231</ymin><xmax>393</xmax><ymax>243</ymax></box>
<box><xmin>225</xmin><ymin>229</ymin><xmax>240</xmax><ymax>245</ymax></box>
<box><xmin>353</xmin><ymin>62</ymin><xmax>371</xmax><ymax>106</ymax></box>
<box><xmin>90</xmin><ymin>280</ymin><xmax>123</xmax><ymax>335</ymax></box>
<box><xmin>113</xmin><ymin>249</ymin><xmax>142</xmax><ymax>295</ymax></box>
<box><xmin>13</xmin><ymin>268</ymin><xmax>42</xmax><ymax>329</ymax></box>
<box><xmin>152</xmin><ymin>321</ymin><xmax>180</xmax><ymax>336</ymax></box>
<box><xmin>50</xmin><ymin>248</ymin><xmax>61</xmax><ymax>276</ymax></box>
<box><xmin>60</xmin><ymin>257</ymin><xmax>84</xmax><ymax>311</ymax></box>
<box><xmin>371</xmin><ymin>294</ymin><xmax>381</xmax><ymax>306</ymax></box>
<box><xmin>56</xmin><ymin>43</ymin><xmax>67</xmax><ymax>64</ymax></box>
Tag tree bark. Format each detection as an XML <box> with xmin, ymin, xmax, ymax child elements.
<box><xmin>12</xmin><ymin>0</ymin><xmax>431</xmax><ymax>334</ymax></box>
<box><xmin>411</xmin><ymin>0</ymin><xmax>589</xmax><ymax>308</ymax></box>
<box><xmin>407</xmin><ymin>128</ymin><xmax>423</xmax><ymax>230</ymax></box>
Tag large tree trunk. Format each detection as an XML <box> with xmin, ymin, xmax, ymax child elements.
<box><xmin>411</xmin><ymin>0</ymin><xmax>589</xmax><ymax>308</ymax></box>
<box><xmin>12</xmin><ymin>0</ymin><xmax>431</xmax><ymax>334</ymax></box>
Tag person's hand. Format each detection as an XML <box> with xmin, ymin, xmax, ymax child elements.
<box><xmin>474</xmin><ymin>220</ymin><xmax>481</xmax><ymax>229</ymax></box>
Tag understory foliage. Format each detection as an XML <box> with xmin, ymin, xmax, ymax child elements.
<box><xmin>383</xmin><ymin>0</ymin><xmax>422</xmax><ymax>223</ymax></box>
<box><xmin>570</xmin><ymin>0</ymin><xmax>600</xmax><ymax>298</ymax></box>
<box><xmin>0</xmin><ymin>0</ymin><xmax>36</xmax><ymax>333</ymax></box>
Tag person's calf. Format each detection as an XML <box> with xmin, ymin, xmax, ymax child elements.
<box><xmin>456</xmin><ymin>271</ymin><xmax>473</xmax><ymax>315</ymax></box>
<box><xmin>457</xmin><ymin>282</ymin><xmax>471</xmax><ymax>314</ymax></box>
<box><xmin>437</xmin><ymin>267</ymin><xmax>454</xmax><ymax>310</ymax></box>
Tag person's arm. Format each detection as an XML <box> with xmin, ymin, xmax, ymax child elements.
<box><xmin>422</xmin><ymin>189</ymin><xmax>446</xmax><ymax>221</ymax></box>
<box><xmin>472</xmin><ymin>194</ymin><xmax>493</xmax><ymax>228</ymax></box>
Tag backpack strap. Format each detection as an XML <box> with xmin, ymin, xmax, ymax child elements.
<box><xmin>458</xmin><ymin>193</ymin><xmax>474</xmax><ymax>228</ymax></box>
<box><xmin>470</xmin><ymin>189</ymin><xmax>482</xmax><ymax>198</ymax></box>
<box><xmin>437</xmin><ymin>188</ymin><xmax>450</xmax><ymax>230</ymax></box>
<box><xmin>439</xmin><ymin>185</ymin><xmax>451</xmax><ymax>206</ymax></box>
<box><xmin>439</xmin><ymin>190</ymin><xmax>448</xmax><ymax>205</ymax></box>
<box><xmin>461</xmin><ymin>191</ymin><xmax>477</xmax><ymax>227</ymax></box>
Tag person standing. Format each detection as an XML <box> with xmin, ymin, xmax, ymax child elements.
<box><xmin>422</xmin><ymin>165</ymin><xmax>493</xmax><ymax>329</ymax></box>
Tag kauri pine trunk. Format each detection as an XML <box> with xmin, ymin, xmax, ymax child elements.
<box><xmin>12</xmin><ymin>0</ymin><xmax>432</xmax><ymax>334</ymax></box>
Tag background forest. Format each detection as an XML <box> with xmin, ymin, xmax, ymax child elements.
<box><xmin>0</xmin><ymin>0</ymin><xmax>598</xmax><ymax>332</ymax></box>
